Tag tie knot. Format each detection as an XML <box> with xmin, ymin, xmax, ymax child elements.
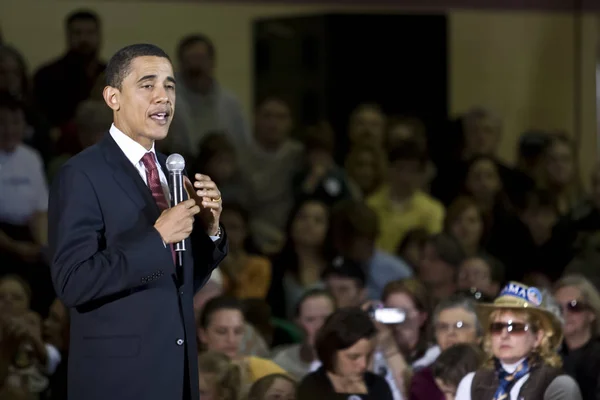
<box><xmin>141</xmin><ymin>152</ymin><xmax>157</xmax><ymax>172</ymax></box>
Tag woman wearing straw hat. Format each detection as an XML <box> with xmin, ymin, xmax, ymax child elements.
<box><xmin>455</xmin><ymin>281</ymin><xmax>582</xmax><ymax>400</ymax></box>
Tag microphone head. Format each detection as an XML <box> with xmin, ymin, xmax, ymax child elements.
<box><xmin>166</xmin><ymin>153</ymin><xmax>185</xmax><ymax>172</ymax></box>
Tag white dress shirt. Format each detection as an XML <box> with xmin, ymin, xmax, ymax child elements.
<box><xmin>109</xmin><ymin>124</ymin><xmax>219</xmax><ymax>241</ymax></box>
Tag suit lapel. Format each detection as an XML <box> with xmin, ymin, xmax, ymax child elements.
<box><xmin>99</xmin><ymin>132</ymin><xmax>161</xmax><ymax>221</ymax></box>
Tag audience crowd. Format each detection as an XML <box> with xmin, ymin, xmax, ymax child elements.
<box><xmin>2</xmin><ymin>9</ymin><xmax>600</xmax><ymax>400</ymax></box>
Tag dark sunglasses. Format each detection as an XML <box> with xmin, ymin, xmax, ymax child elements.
<box><xmin>489</xmin><ymin>321</ymin><xmax>530</xmax><ymax>335</ymax></box>
<box><xmin>561</xmin><ymin>300</ymin><xmax>588</xmax><ymax>313</ymax></box>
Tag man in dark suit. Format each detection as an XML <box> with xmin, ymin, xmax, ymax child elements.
<box><xmin>48</xmin><ymin>43</ymin><xmax>227</xmax><ymax>400</ymax></box>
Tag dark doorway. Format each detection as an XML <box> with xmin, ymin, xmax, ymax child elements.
<box><xmin>254</xmin><ymin>13</ymin><xmax>448</xmax><ymax>161</ymax></box>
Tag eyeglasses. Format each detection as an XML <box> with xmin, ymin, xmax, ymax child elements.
<box><xmin>560</xmin><ymin>300</ymin><xmax>588</xmax><ymax>314</ymax></box>
<box><xmin>489</xmin><ymin>321</ymin><xmax>530</xmax><ymax>335</ymax></box>
<box><xmin>435</xmin><ymin>321</ymin><xmax>473</xmax><ymax>333</ymax></box>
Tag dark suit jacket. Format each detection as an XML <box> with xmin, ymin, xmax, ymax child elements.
<box><xmin>48</xmin><ymin>132</ymin><xmax>227</xmax><ymax>400</ymax></box>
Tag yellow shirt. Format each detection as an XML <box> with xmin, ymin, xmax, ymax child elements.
<box><xmin>367</xmin><ymin>186</ymin><xmax>445</xmax><ymax>253</ymax></box>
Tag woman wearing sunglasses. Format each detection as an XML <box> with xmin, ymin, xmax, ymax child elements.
<box><xmin>455</xmin><ymin>281</ymin><xmax>582</xmax><ymax>400</ymax></box>
<box><xmin>554</xmin><ymin>275</ymin><xmax>600</xmax><ymax>400</ymax></box>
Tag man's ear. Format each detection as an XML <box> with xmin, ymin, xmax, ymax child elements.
<box><xmin>103</xmin><ymin>86</ymin><xmax>120</xmax><ymax>111</ymax></box>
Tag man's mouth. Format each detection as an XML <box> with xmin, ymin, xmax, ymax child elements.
<box><xmin>149</xmin><ymin>111</ymin><xmax>171</xmax><ymax>124</ymax></box>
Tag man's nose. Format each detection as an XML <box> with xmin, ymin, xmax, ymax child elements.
<box><xmin>153</xmin><ymin>86</ymin><xmax>169</xmax><ymax>103</ymax></box>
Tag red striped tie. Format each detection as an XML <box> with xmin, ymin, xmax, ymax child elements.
<box><xmin>141</xmin><ymin>152</ymin><xmax>176</xmax><ymax>265</ymax></box>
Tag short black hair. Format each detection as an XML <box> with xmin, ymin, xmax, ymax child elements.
<box><xmin>0</xmin><ymin>91</ymin><xmax>25</xmax><ymax>112</ymax></box>
<box><xmin>322</xmin><ymin>256</ymin><xmax>367</xmax><ymax>288</ymax></box>
<box><xmin>387</xmin><ymin>138</ymin><xmax>428</xmax><ymax>167</ymax></box>
<box><xmin>293</xmin><ymin>288</ymin><xmax>335</xmax><ymax>318</ymax></box>
<box><xmin>199</xmin><ymin>296</ymin><xmax>244</xmax><ymax>329</ymax></box>
<box><xmin>427</xmin><ymin>233</ymin><xmax>466</xmax><ymax>268</ymax></box>
<box><xmin>177</xmin><ymin>33</ymin><xmax>216</xmax><ymax>60</ymax></box>
<box><xmin>66</xmin><ymin>9</ymin><xmax>100</xmax><ymax>30</ymax></box>
<box><xmin>315</xmin><ymin>308</ymin><xmax>376</xmax><ymax>372</ymax></box>
<box><xmin>432</xmin><ymin>343</ymin><xmax>483</xmax><ymax>387</ymax></box>
<box><xmin>105</xmin><ymin>44</ymin><xmax>171</xmax><ymax>90</ymax></box>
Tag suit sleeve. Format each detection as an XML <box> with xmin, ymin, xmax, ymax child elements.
<box><xmin>48</xmin><ymin>165</ymin><xmax>173</xmax><ymax>308</ymax></box>
<box><xmin>191</xmin><ymin>221</ymin><xmax>228</xmax><ymax>293</ymax></box>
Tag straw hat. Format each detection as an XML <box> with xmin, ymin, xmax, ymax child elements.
<box><xmin>476</xmin><ymin>281</ymin><xmax>563</xmax><ymax>350</ymax></box>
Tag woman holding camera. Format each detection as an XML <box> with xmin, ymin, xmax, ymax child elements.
<box><xmin>297</xmin><ymin>307</ymin><xmax>393</xmax><ymax>400</ymax></box>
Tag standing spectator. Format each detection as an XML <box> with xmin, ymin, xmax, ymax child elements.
<box><xmin>554</xmin><ymin>275</ymin><xmax>600</xmax><ymax>400</ymax></box>
<box><xmin>33</xmin><ymin>10</ymin><xmax>105</xmax><ymax>128</ymax></box>
<box><xmin>165</xmin><ymin>34</ymin><xmax>249</xmax><ymax>155</ymax></box>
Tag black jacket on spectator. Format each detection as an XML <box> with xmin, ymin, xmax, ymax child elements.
<box><xmin>33</xmin><ymin>52</ymin><xmax>105</xmax><ymax>127</ymax></box>
<box><xmin>297</xmin><ymin>367</ymin><xmax>393</xmax><ymax>400</ymax></box>
<box><xmin>561</xmin><ymin>338</ymin><xmax>600</xmax><ymax>400</ymax></box>
<box><xmin>486</xmin><ymin>216</ymin><xmax>573</xmax><ymax>282</ymax></box>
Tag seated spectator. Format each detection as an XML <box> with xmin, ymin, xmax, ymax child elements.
<box><xmin>344</xmin><ymin>144</ymin><xmax>386</xmax><ymax>198</ymax></box>
<box><xmin>554</xmin><ymin>275</ymin><xmax>600</xmax><ymax>400</ymax></box>
<box><xmin>431</xmin><ymin>343</ymin><xmax>484</xmax><ymax>400</ymax></box>
<box><xmin>444</xmin><ymin>196</ymin><xmax>487</xmax><ymax>256</ymax></box>
<box><xmin>220</xmin><ymin>203</ymin><xmax>271</xmax><ymax>299</ymax></box>
<box><xmin>347</xmin><ymin>103</ymin><xmax>386</xmax><ymax>149</ymax></box>
<box><xmin>487</xmin><ymin>189</ymin><xmax>574</xmax><ymax>283</ymax></box>
<box><xmin>47</xmin><ymin>99</ymin><xmax>111</xmax><ymax>182</ymax></box>
<box><xmin>331</xmin><ymin>200</ymin><xmax>412</xmax><ymax>300</ymax></box>
<box><xmin>409</xmin><ymin>295</ymin><xmax>482</xmax><ymax>400</ymax></box>
<box><xmin>267</xmin><ymin>198</ymin><xmax>332</xmax><ymax>319</ymax></box>
<box><xmin>395</xmin><ymin>228</ymin><xmax>429</xmax><ymax>272</ymax></box>
<box><xmin>462</xmin><ymin>155</ymin><xmax>513</xmax><ymax>238</ymax></box>
<box><xmin>297</xmin><ymin>308</ymin><xmax>393</xmax><ymax>400</ymax></box>
<box><xmin>248</xmin><ymin>373</ymin><xmax>296</xmax><ymax>400</ymax></box>
<box><xmin>457</xmin><ymin>255</ymin><xmax>504</xmax><ymax>298</ymax></box>
<box><xmin>419</xmin><ymin>234</ymin><xmax>465</xmax><ymax>303</ymax></box>
<box><xmin>41</xmin><ymin>298</ymin><xmax>69</xmax><ymax>400</ymax></box>
<box><xmin>456</xmin><ymin>281</ymin><xmax>581</xmax><ymax>400</ymax></box>
<box><xmin>272</xmin><ymin>289</ymin><xmax>335</xmax><ymax>380</ymax></box>
<box><xmin>198</xmin><ymin>296</ymin><xmax>286</xmax><ymax>393</ymax></box>
<box><xmin>197</xmin><ymin>351</ymin><xmax>241</xmax><ymax>400</ymax></box>
<box><xmin>385</xmin><ymin>116</ymin><xmax>436</xmax><ymax>191</ymax></box>
<box><xmin>293</xmin><ymin>122</ymin><xmax>358</xmax><ymax>205</ymax></box>
<box><xmin>322</xmin><ymin>256</ymin><xmax>367</xmax><ymax>308</ymax></box>
<box><xmin>189</xmin><ymin>132</ymin><xmax>250</xmax><ymax>206</ymax></box>
<box><xmin>193</xmin><ymin>272</ymin><xmax>270</xmax><ymax>359</ymax></box>
<box><xmin>367</xmin><ymin>139</ymin><xmax>444</xmax><ymax>254</ymax></box>
<box><xmin>368</xmin><ymin>278</ymin><xmax>438</xmax><ymax>399</ymax></box>
<box><xmin>431</xmin><ymin>107</ymin><xmax>530</xmax><ymax>207</ymax></box>
<box><xmin>0</xmin><ymin>94</ymin><xmax>53</xmax><ymax>314</ymax></box>
<box><xmin>539</xmin><ymin>133</ymin><xmax>583</xmax><ymax>215</ymax></box>
<box><xmin>0</xmin><ymin>276</ymin><xmax>49</xmax><ymax>397</ymax></box>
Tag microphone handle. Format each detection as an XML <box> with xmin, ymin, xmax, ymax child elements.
<box><xmin>169</xmin><ymin>171</ymin><xmax>186</xmax><ymax>252</ymax></box>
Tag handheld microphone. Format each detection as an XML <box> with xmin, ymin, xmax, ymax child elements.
<box><xmin>166</xmin><ymin>153</ymin><xmax>186</xmax><ymax>252</ymax></box>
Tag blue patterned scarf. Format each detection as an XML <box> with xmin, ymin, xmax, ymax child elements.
<box><xmin>493</xmin><ymin>358</ymin><xmax>530</xmax><ymax>400</ymax></box>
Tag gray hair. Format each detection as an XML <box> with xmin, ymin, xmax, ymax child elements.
<box><xmin>433</xmin><ymin>295</ymin><xmax>483</xmax><ymax>337</ymax></box>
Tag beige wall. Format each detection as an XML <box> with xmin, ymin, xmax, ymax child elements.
<box><xmin>0</xmin><ymin>1</ymin><xmax>597</xmax><ymax>180</ymax></box>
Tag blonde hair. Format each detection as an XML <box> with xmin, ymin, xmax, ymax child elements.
<box><xmin>198</xmin><ymin>351</ymin><xmax>242</xmax><ymax>400</ymax></box>
<box><xmin>554</xmin><ymin>274</ymin><xmax>600</xmax><ymax>336</ymax></box>
<box><xmin>483</xmin><ymin>310</ymin><xmax>562</xmax><ymax>368</ymax></box>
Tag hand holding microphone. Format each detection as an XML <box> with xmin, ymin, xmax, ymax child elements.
<box><xmin>154</xmin><ymin>154</ymin><xmax>200</xmax><ymax>245</ymax></box>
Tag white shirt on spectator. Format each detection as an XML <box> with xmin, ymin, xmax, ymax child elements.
<box><xmin>0</xmin><ymin>144</ymin><xmax>48</xmax><ymax>226</ymax></box>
